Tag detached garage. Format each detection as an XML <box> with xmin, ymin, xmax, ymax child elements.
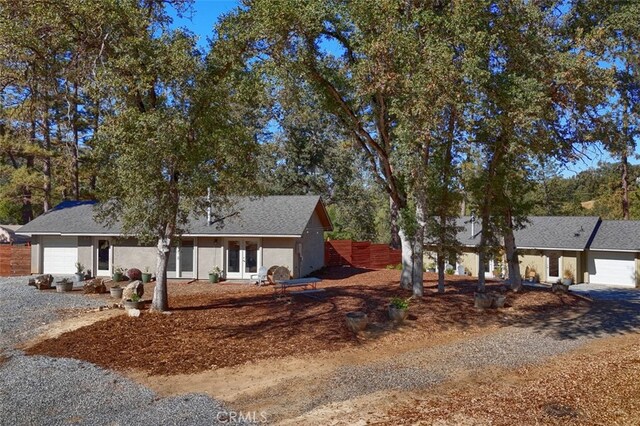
<box><xmin>588</xmin><ymin>221</ymin><xmax>640</xmax><ymax>288</ymax></box>
<box><xmin>42</xmin><ymin>236</ymin><xmax>78</xmax><ymax>274</ymax></box>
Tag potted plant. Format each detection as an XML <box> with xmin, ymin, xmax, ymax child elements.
<box><xmin>427</xmin><ymin>262</ymin><xmax>436</xmax><ymax>273</ymax></box>
<box><xmin>141</xmin><ymin>266</ymin><xmax>152</xmax><ymax>284</ymax></box>
<box><xmin>56</xmin><ymin>278</ymin><xmax>74</xmax><ymax>293</ymax></box>
<box><xmin>112</xmin><ymin>266</ymin><xmax>124</xmax><ymax>283</ymax></box>
<box><xmin>123</xmin><ymin>293</ymin><xmax>141</xmax><ymax>310</ymax></box>
<box><xmin>74</xmin><ymin>262</ymin><xmax>85</xmax><ymax>283</ymax></box>
<box><xmin>209</xmin><ymin>266</ymin><xmax>222</xmax><ymax>283</ymax></box>
<box><xmin>345</xmin><ymin>311</ymin><xmax>368</xmax><ymax>334</ymax></box>
<box><xmin>388</xmin><ymin>297</ymin><xmax>409</xmax><ymax>323</ymax></box>
<box><xmin>110</xmin><ymin>283</ymin><xmax>123</xmax><ymax>299</ymax></box>
<box><xmin>562</xmin><ymin>268</ymin><xmax>574</xmax><ymax>286</ymax></box>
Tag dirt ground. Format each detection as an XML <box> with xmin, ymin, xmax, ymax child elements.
<box><xmin>23</xmin><ymin>267</ymin><xmax>613</xmax><ymax>424</ymax></box>
<box><xmin>378</xmin><ymin>332</ymin><xmax>640</xmax><ymax>425</ymax></box>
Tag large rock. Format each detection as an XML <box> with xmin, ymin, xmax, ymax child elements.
<box><xmin>28</xmin><ymin>274</ymin><xmax>53</xmax><ymax>290</ymax></box>
<box><xmin>83</xmin><ymin>278</ymin><xmax>107</xmax><ymax>294</ymax></box>
<box><xmin>126</xmin><ymin>268</ymin><xmax>142</xmax><ymax>281</ymax></box>
<box><xmin>122</xmin><ymin>280</ymin><xmax>144</xmax><ymax>301</ymax></box>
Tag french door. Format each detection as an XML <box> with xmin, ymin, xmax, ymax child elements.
<box><xmin>226</xmin><ymin>239</ymin><xmax>260</xmax><ymax>279</ymax></box>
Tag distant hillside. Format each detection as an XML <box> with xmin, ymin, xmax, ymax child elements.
<box><xmin>528</xmin><ymin>162</ymin><xmax>640</xmax><ymax>219</ymax></box>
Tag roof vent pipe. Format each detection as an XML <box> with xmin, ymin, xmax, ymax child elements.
<box><xmin>470</xmin><ymin>212</ymin><xmax>475</xmax><ymax>238</ymax></box>
<box><xmin>207</xmin><ymin>187</ymin><xmax>211</xmax><ymax>225</ymax></box>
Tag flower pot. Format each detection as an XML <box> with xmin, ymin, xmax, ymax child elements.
<box><xmin>474</xmin><ymin>292</ymin><xmax>493</xmax><ymax>309</ymax></box>
<box><xmin>123</xmin><ymin>299</ymin><xmax>140</xmax><ymax>310</ymax></box>
<box><xmin>56</xmin><ymin>281</ymin><xmax>73</xmax><ymax>292</ymax></box>
<box><xmin>74</xmin><ymin>273</ymin><xmax>84</xmax><ymax>283</ymax></box>
<box><xmin>388</xmin><ymin>305</ymin><xmax>408</xmax><ymax>324</ymax></box>
<box><xmin>562</xmin><ymin>278</ymin><xmax>573</xmax><ymax>286</ymax></box>
<box><xmin>141</xmin><ymin>273</ymin><xmax>152</xmax><ymax>284</ymax></box>
<box><xmin>110</xmin><ymin>287</ymin><xmax>123</xmax><ymax>299</ymax></box>
<box><xmin>112</xmin><ymin>272</ymin><xmax>123</xmax><ymax>282</ymax></box>
<box><xmin>345</xmin><ymin>311</ymin><xmax>368</xmax><ymax>334</ymax></box>
<box><xmin>209</xmin><ymin>273</ymin><xmax>220</xmax><ymax>283</ymax></box>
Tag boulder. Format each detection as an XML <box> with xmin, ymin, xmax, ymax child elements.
<box><xmin>126</xmin><ymin>268</ymin><xmax>142</xmax><ymax>281</ymax></box>
<box><xmin>127</xmin><ymin>309</ymin><xmax>141</xmax><ymax>317</ymax></box>
<box><xmin>83</xmin><ymin>278</ymin><xmax>107</xmax><ymax>294</ymax></box>
<box><xmin>121</xmin><ymin>280</ymin><xmax>144</xmax><ymax>301</ymax></box>
<box><xmin>28</xmin><ymin>274</ymin><xmax>53</xmax><ymax>290</ymax></box>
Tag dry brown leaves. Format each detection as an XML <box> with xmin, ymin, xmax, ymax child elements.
<box><xmin>382</xmin><ymin>334</ymin><xmax>640</xmax><ymax>425</ymax></box>
<box><xmin>25</xmin><ymin>268</ymin><xmax>587</xmax><ymax>376</ymax></box>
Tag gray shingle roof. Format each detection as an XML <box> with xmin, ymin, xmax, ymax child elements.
<box><xmin>17</xmin><ymin>196</ymin><xmax>332</xmax><ymax>237</ymax></box>
<box><xmin>450</xmin><ymin>216</ymin><xmax>601</xmax><ymax>250</ymax></box>
<box><xmin>590</xmin><ymin>220</ymin><xmax>640</xmax><ymax>251</ymax></box>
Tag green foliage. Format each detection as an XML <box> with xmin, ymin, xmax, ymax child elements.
<box><xmin>389</xmin><ymin>297</ymin><xmax>409</xmax><ymax>310</ymax></box>
<box><xmin>129</xmin><ymin>293</ymin><xmax>141</xmax><ymax>303</ymax></box>
<box><xmin>445</xmin><ymin>267</ymin><xmax>455</xmax><ymax>276</ymax></box>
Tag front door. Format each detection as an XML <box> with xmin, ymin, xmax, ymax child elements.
<box><xmin>483</xmin><ymin>256</ymin><xmax>495</xmax><ymax>278</ymax></box>
<box><xmin>547</xmin><ymin>251</ymin><xmax>561</xmax><ymax>282</ymax></box>
<box><xmin>226</xmin><ymin>239</ymin><xmax>260</xmax><ymax>279</ymax></box>
<box><xmin>96</xmin><ymin>239</ymin><xmax>112</xmax><ymax>276</ymax></box>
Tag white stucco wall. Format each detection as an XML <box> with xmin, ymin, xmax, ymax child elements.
<box><xmin>30</xmin><ymin>235</ymin><xmax>40</xmax><ymax>274</ymax></box>
<box><xmin>112</xmin><ymin>238</ymin><xmax>156</xmax><ymax>275</ymax></box>
<box><xmin>262</xmin><ymin>237</ymin><xmax>295</xmax><ymax>277</ymax></box>
<box><xmin>298</xmin><ymin>210</ymin><xmax>325</xmax><ymax>277</ymax></box>
<box><xmin>197</xmin><ymin>237</ymin><xmax>223</xmax><ymax>279</ymax></box>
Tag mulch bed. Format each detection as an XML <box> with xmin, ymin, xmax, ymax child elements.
<box><xmin>25</xmin><ymin>267</ymin><xmax>587</xmax><ymax>376</ymax></box>
<box><xmin>383</xmin><ymin>334</ymin><xmax>640</xmax><ymax>425</ymax></box>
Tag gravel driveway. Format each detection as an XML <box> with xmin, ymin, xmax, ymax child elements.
<box><xmin>0</xmin><ymin>276</ymin><xmax>247</xmax><ymax>426</ymax></box>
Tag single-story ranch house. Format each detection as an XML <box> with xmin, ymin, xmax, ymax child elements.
<box><xmin>451</xmin><ymin>216</ymin><xmax>640</xmax><ymax>287</ymax></box>
<box><xmin>17</xmin><ymin>196</ymin><xmax>332</xmax><ymax>280</ymax></box>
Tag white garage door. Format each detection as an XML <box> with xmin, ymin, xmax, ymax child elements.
<box><xmin>43</xmin><ymin>236</ymin><xmax>78</xmax><ymax>274</ymax></box>
<box><xmin>588</xmin><ymin>251</ymin><xmax>636</xmax><ymax>287</ymax></box>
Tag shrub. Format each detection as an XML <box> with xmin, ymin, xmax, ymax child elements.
<box><xmin>394</xmin><ymin>263</ymin><xmax>403</xmax><ymax>270</ymax></box>
<box><xmin>445</xmin><ymin>267</ymin><xmax>455</xmax><ymax>275</ymax></box>
<box><xmin>390</xmin><ymin>297</ymin><xmax>409</xmax><ymax>310</ymax></box>
<box><xmin>385</xmin><ymin>264</ymin><xmax>396</xmax><ymax>270</ymax></box>
<box><xmin>127</xmin><ymin>268</ymin><xmax>142</xmax><ymax>281</ymax></box>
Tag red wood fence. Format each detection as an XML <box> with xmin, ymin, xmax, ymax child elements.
<box><xmin>0</xmin><ymin>245</ymin><xmax>31</xmax><ymax>276</ymax></box>
<box><xmin>325</xmin><ymin>239</ymin><xmax>401</xmax><ymax>269</ymax></box>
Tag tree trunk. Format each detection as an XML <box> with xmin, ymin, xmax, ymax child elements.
<box><xmin>437</xmin><ymin>253</ymin><xmax>445</xmax><ymax>293</ymax></box>
<box><xmin>412</xmin><ymin>237</ymin><xmax>424</xmax><ymax>297</ymax></box>
<box><xmin>73</xmin><ymin>81</ymin><xmax>80</xmax><ymax>200</ymax></box>
<box><xmin>411</xmin><ymin>202</ymin><xmax>426</xmax><ymax>297</ymax></box>
<box><xmin>399</xmin><ymin>228</ymin><xmax>413</xmax><ymax>290</ymax></box>
<box><xmin>477</xmin><ymin>213</ymin><xmax>490</xmax><ymax>293</ymax></box>
<box><xmin>152</xmin><ymin>236</ymin><xmax>171</xmax><ymax>312</ymax></box>
<box><xmin>503</xmin><ymin>213</ymin><xmax>522</xmax><ymax>292</ymax></box>
<box><xmin>621</xmin><ymin>150</ymin><xmax>629</xmax><ymax>220</ymax></box>
<box><xmin>43</xmin><ymin>114</ymin><xmax>52</xmax><ymax>212</ymax></box>
<box><xmin>389</xmin><ymin>196</ymin><xmax>400</xmax><ymax>249</ymax></box>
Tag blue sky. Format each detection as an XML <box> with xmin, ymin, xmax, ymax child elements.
<box><xmin>169</xmin><ymin>1</ymin><xmax>638</xmax><ymax>178</ymax></box>
<box><xmin>169</xmin><ymin>0</ymin><xmax>238</xmax><ymax>49</ymax></box>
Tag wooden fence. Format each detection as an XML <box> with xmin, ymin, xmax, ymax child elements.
<box><xmin>325</xmin><ymin>239</ymin><xmax>401</xmax><ymax>269</ymax></box>
<box><xmin>0</xmin><ymin>245</ymin><xmax>31</xmax><ymax>276</ymax></box>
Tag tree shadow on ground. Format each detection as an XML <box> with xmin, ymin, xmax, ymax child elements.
<box><xmin>506</xmin><ymin>298</ymin><xmax>640</xmax><ymax>340</ymax></box>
